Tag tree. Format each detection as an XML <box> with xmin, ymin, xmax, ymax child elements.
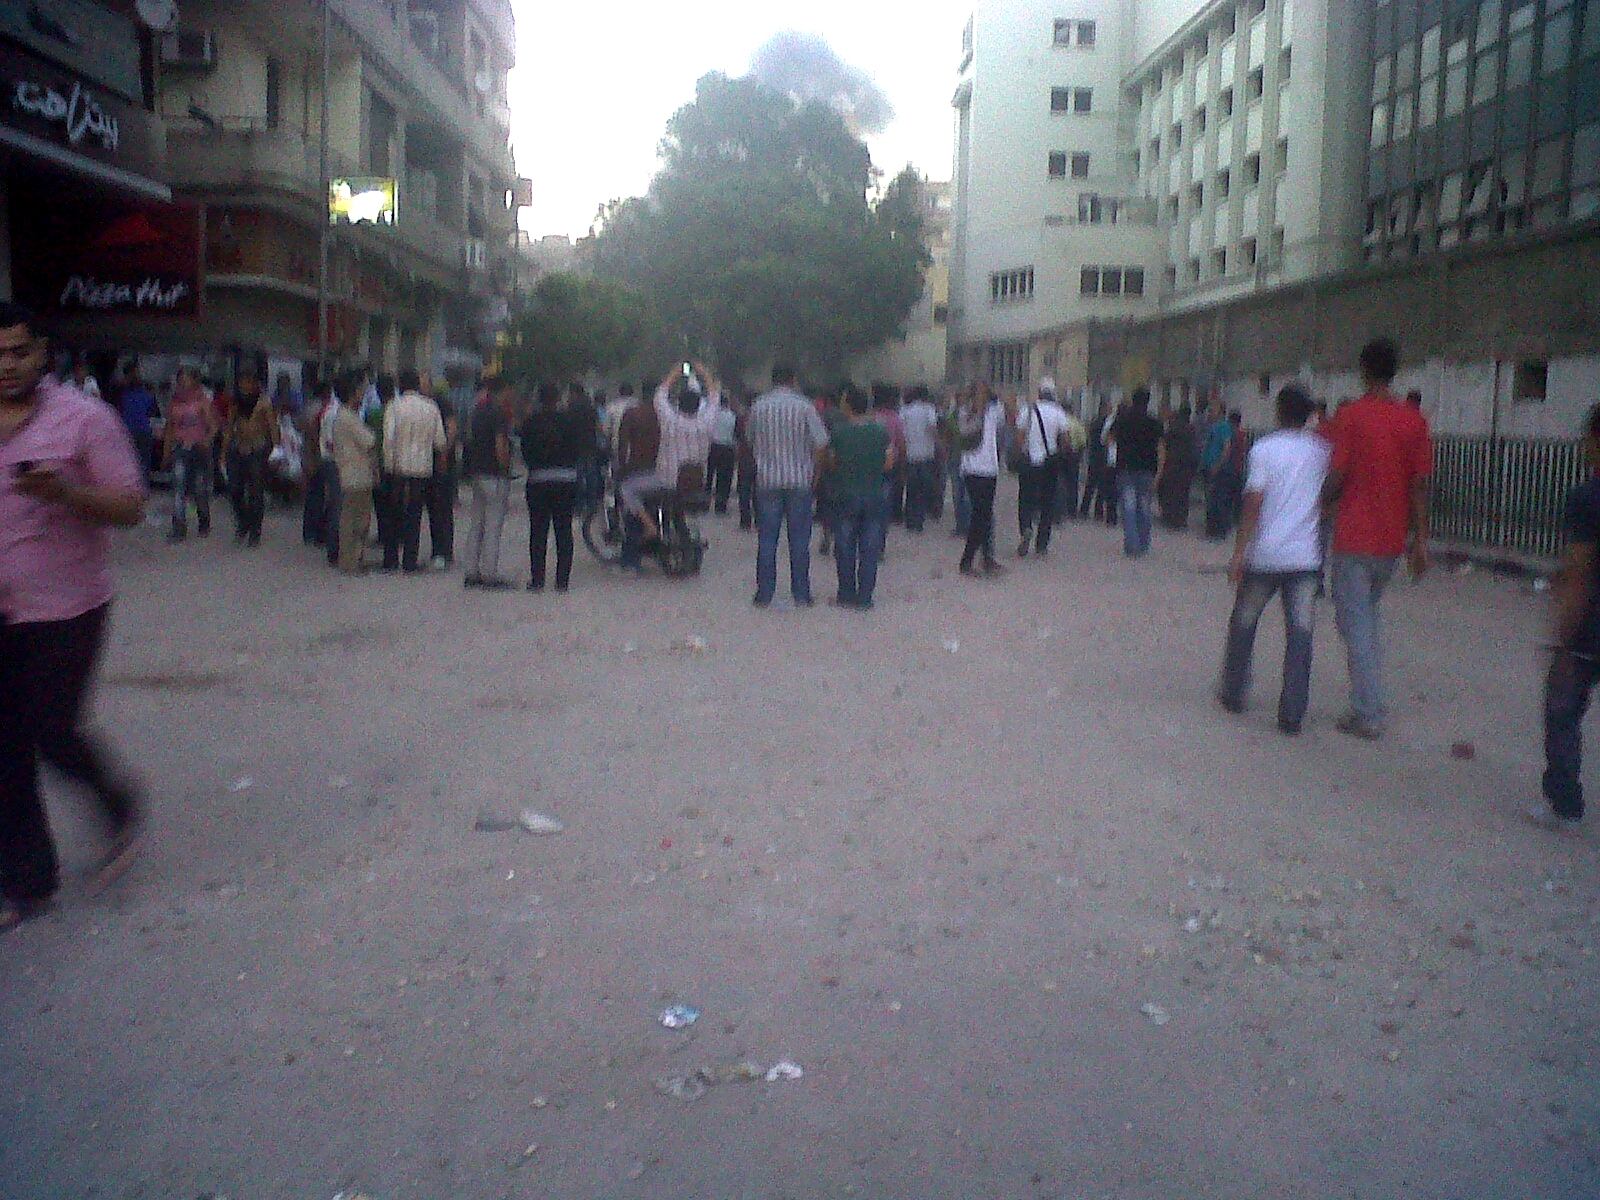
<box><xmin>500</xmin><ymin>272</ymin><xmax>651</xmax><ymax>384</ymax></box>
<box><xmin>588</xmin><ymin>73</ymin><xmax>929</xmax><ymax>382</ymax></box>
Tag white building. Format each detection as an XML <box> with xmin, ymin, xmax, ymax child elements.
<box><xmin>949</xmin><ymin>0</ymin><xmax>1164</xmax><ymax>392</ymax></box>
<box><xmin>949</xmin><ymin>0</ymin><xmax>1369</xmax><ymax>397</ymax></box>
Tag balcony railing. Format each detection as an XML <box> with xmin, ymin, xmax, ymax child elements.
<box><xmin>1431</xmin><ymin>435</ymin><xmax>1586</xmax><ymax>561</ymax></box>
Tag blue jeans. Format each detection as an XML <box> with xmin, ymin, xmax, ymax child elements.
<box><xmin>1218</xmin><ymin>570</ymin><xmax>1320</xmax><ymax>729</ymax></box>
<box><xmin>169</xmin><ymin>445</ymin><xmax>212</xmax><ymax>535</ymax></box>
<box><xmin>1117</xmin><ymin>470</ymin><xmax>1155</xmax><ymax>556</ymax></box>
<box><xmin>834</xmin><ymin>492</ymin><xmax>887</xmax><ymax>606</ymax></box>
<box><xmin>755</xmin><ymin>487</ymin><xmax>815</xmax><ymax>603</ymax></box>
<box><xmin>1544</xmin><ymin>653</ymin><xmax>1598</xmax><ymax>820</ymax></box>
<box><xmin>1331</xmin><ymin>553</ymin><xmax>1399</xmax><ymax>727</ymax></box>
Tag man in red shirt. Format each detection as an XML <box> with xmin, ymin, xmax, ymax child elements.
<box><xmin>1322</xmin><ymin>338</ymin><xmax>1433</xmax><ymax>739</ymax></box>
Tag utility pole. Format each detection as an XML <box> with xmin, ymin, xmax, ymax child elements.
<box><xmin>315</xmin><ymin>0</ymin><xmax>331</xmax><ymax>379</ymax></box>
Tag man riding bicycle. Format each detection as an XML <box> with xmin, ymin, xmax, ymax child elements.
<box><xmin>617</xmin><ymin>361</ymin><xmax>721</xmax><ymax>555</ymax></box>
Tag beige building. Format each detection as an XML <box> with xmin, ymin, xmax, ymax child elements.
<box><xmin>146</xmin><ymin>0</ymin><xmax>521</xmax><ymax>385</ymax></box>
<box><xmin>851</xmin><ymin>179</ymin><xmax>953</xmax><ymax>388</ymax></box>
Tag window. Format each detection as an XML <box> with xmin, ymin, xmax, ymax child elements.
<box><xmin>1219</xmin><ymin>86</ymin><xmax>1234</xmax><ymax>117</ymax></box>
<box><xmin>1373</xmin><ymin>53</ymin><xmax>1394</xmax><ymax>100</ymax></box>
<box><xmin>1513</xmin><ymin>358</ymin><xmax>1548</xmax><ymax>401</ymax></box>
<box><xmin>1081</xmin><ymin>266</ymin><xmax>1145</xmax><ymax>296</ymax></box>
<box><xmin>1241</xmin><ymin>236</ymin><xmax>1258</xmax><ymax>267</ymax></box>
<box><xmin>1276</xmin><ymin>136</ymin><xmax>1290</xmax><ymax>173</ymax></box>
<box><xmin>1165</xmin><ymin>265</ymin><xmax>1178</xmax><ymax>290</ymax></box>
<box><xmin>1444</xmin><ymin>61</ymin><xmax>1468</xmax><ymax>116</ymax></box>
<box><xmin>1216</xmin><ymin>167</ymin><xmax>1232</xmax><ymax>198</ymax></box>
<box><xmin>1070</xmin><ymin>151</ymin><xmax>1091</xmax><ymax>177</ymax></box>
<box><xmin>1506</xmin><ymin>30</ymin><xmax>1534</xmax><ymax>89</ymax></box>
<box><xmin>1421</xmin><ymin>24</ymin><xmax>1442</xmax><ymax>75</ymax></box>
<box><xmin>1393</xmin><ymin>90</ymin><xmax>1415</xmax><ymax>139</ymax></box>
<box><xmin>1048</xmin><ymin>151</ymin><xmax>1069</xmax><ymax>178</ymax></box>
<box><xmin>1189</xmin><ymin>256</ymin><xmax>1202</xmax><ymax>281</ymax></box>
<box><xmin>1195</xmin><ymin>104</ymin><xmax>1207</xmax><ymax>133</ymax></box>
<box><xmin>988</xmin><ymin>343</ymin><xmax>1030</xmax><ymax>386</ymax></box>
<box><xmin>1190</xmin><ymin>180</ymin><xmax>1205</xmax><ymax>207</ymax></box>
<box><xmin>1544</xmin><ymin>11</ymin><xmax>1574</xmax><ymax>75</ymax></box>
<box><xmin>1247</xmin><ymin>66</ymin><xmax>1265</xmax><ymax>101</ymax></box>
<box><xmin>990</xmin><ymin>267</ymin><xmax>1035</xmax><ymax>303</ymax></box>
<box><xmin>1172</xmin><ymin>122</ymin><xmax>1183</xmax><ymax>148</ymax></box>
<box><xmin>1244</xmin><ymin>151</ymin><xmax>1262</xmax><ymax>185</ymax></box>
<box><xmin>1050</xmin><ymin>87</ymin><xmax>1093</xmax><ymax>112</ymax></box>
<box><xmin>1212</xmin><ymin>247</ymin><xmax>1228</xmax><ymax>274</ymax></box>
<box><xmin>265</xmin><ymin>57</ymin><xmax>281</xmax><ymax>129</ymax></box>
<box><xmin>1245</xmin><ymin>0</ymin><xmax>1265</xmax><ymax>19</ymax></box>
<box><xmin>1472</xmin><ymin>51</ymin><xmax>1498</xmax><ymax>106</ymax></box>
<box><xmin>933</xmin><ymin>303</ymin><xmax>949</xmax><ymax>325</ymax></box>
<box><xmin>1054</xmin><ymin>18</ymin><xmax>1097</xmax><ymax>46</ymax></box>
<box><xmin>1417</xmin><ymin>76</ymin><xmax>1439</xmax><ymax>128</ymax></box>
<box><xmin>1477</xmin><ymin>0</ymin><xmax>1502</xmax><ymax>47</ymax></box>
<box><xmin>1279</xmin><ymin>47</ymin><xmax>1293</xmax><ymax>82</ymax></box>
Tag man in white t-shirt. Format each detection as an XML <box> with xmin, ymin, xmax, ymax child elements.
<box><xmin>1013</xmin><ymin>381</ymin><xmax>1071</xmax><ymax>558</ymax></box>
<box><xmin>1216</xmin><ymin>385</ymin><xmax>1331</xmax><ymax>735</ymax></box>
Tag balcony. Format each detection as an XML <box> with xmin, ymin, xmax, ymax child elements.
<box><xmin>166</xmin><ymin>123</ymin><xmax>323</xmax><ymax>207</ymax></box>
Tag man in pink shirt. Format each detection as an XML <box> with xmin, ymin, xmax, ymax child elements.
<box><xmin>0</xmin><ymin>303</ymin><xmax>146</xmax><ymax>930</ymax></box>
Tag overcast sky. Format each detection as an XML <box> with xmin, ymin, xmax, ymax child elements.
<box><xmin>507</xmin><ymin>0</ymin><xmax>973</xmax><ymax>239</ymax></box>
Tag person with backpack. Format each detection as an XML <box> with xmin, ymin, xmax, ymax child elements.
<box><xmin>1013</xmin><ymin>381</ymin><xmax>1071</xmax><ymax>558</ymax></box>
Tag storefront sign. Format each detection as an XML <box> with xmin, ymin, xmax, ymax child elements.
<box><xmin>0</xmin><ymin>42</ymin><xmax>160</xmax><ymax>179</ymax></box>
<box><xmin>10</xmin><ymin>192</ymin><xmax>201</xmax><ymax>318</ymax></box>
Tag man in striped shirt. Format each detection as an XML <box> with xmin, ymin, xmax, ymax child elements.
<box><xmin>747</xmin><ymin>364</ymin><xmax>830</xmax><ymax>607</ymax></box>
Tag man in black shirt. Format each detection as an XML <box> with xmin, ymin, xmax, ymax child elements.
<box><xmin>460</xmin><ymin>377</ymin><xmax>517</xmax><ymax>589</ymax></box>
<box><xmin>1541</xmin><ymin>402</ymin><xmax>1600</xmax><ymax>826</ymax></box>
<box><xmin>1110</xmin><ymin>386</ymin><xmax>1162</xmax><ymax>557</ymax></box>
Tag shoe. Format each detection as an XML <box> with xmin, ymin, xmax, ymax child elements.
<box><xmin>831</xmin><ymin>596</ymin><xmax>856</xmax><ymax>608</ymax></box>
<box><xmin>793</xmin><ymin>597</ymin><xmax>815</xmax><ymax>608</ymax></box>
<box><xmin>402</xmin><ymin>565</ymin><xmax>426</xmax><ymax>575</ymax></box>
<box><xmin>554</xmin><ymin>583</ymin><xmax>569</xmax><ymax>593</ymax></box>
<box><xmin>246</xmin><ymin>534</ymin><xmax>261</xmax><ymax>547</ymax></box>
<box><xmin>91</xmin><ymin>820</ymin><xmax>142</xmax><ymax>891</ymax></box>
<box><xmin>0</xmin><ymin>896</ymin><xmax>49</xmax><ymax>934</ymax></box>
<box><xmin>480</xmin><ymin>578</ymin><xmax>512</xmax><ymax>591</ymax></box>
<box><xmin>1036</xmin><ymin>548</ymin><xmax>1049</xmax><ymax>559</ymax></box>
<box><xmin>1216</xmin><ymin>692</ymin><xmax>1245</xmax><ymax>715</ymax></box>
<box><xmin>526</xmin><ymin>581</ymin><xmax>545</xmax><ymax>592</ymax></box>
<box><xmin>959</xmin><ymin>563</ymin><xmax>981</xmax><ymax>577</ymax></box>
<box><xmin>166</xmin><ymin>531</ymin><xmax>186</xmax><ymax>543</ymax></box>
<box><xmin>857</xmin><ymin>598</ymin><xmax>875</xmax><ymax>610</ymax></box>
<box><xmin>1520</xmin><ymin>801</ymin><xmax>1583</xmax><ymax>834</ymax></box>
<box><xmin>463</xmin><ymin>575</ymin><xmax>483</xmax><ymax>589</ymax></box>
<box><xmin>1017</xmin><ymin>540</ymin><xmax>1030</xmax><ymax>558</ymax></box>
<box><xmin>752</xmin><ymin>594</ymin><xmax>772</xmax><ymax>608</ymax></box>
<box><xmin>1335</xmin><ymin>711</ymin><xmax>1384</xmax><ymax>740</ymax></box>
<box><xmin>1277</xmin><ymin>718</ymin><xmax>1302</xmax><ymax>735</ymax></box>
<box><xmin>197</xmin><ymin>523</ymin><xmax>211</xmax><ymax>537</ymax></box>
<box><xmin>982</xmin><ymin>560</ymin><xmax>1006</xmax><ymax>576</ymax></box>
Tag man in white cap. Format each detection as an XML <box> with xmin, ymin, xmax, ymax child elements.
<box><xmin>1013</xmin><ymin>377</ymin><xmax>1071</xmax><ymax>558</ymax></box>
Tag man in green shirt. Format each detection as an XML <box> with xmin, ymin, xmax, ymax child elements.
<box><xmin>826</xmin><ymin>383</ymin><xmax>896</xmax><ymax>609</ymax></box>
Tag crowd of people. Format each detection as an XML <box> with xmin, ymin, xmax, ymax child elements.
<box><xmin>3</xmin><ymin>295</ymin><xmax>1594</xmax><ymax>932</ymax></box>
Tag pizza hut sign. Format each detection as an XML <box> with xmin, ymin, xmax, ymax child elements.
<box><xmin>58</xmin><ymin>275</ymin><xmax>190</xmax><ymax>311</ymax></box>
<box><xmin>10</xmin><ymin>78</ymin><xmax>120</xmax><ymax>153</ymax></box>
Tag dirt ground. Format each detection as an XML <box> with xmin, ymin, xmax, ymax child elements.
<box><xmin>2</xmin><ymin>482</ymin><xmax>1597</xmax><ymax>1200</ymax></box>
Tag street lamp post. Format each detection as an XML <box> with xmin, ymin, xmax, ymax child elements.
<box><xmin>315</xmin><ymin>0</ymin><xmax>331</xmax><ymax>379</ymax></box>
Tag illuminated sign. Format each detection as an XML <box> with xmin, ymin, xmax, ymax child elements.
<box><xmin>329</xmin><ymin>177</ymin><xmax>396</xmax><ymax>226</ymax></box>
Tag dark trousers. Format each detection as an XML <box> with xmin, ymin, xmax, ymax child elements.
<box><xmin>834</xmin><ymin>492</ymin><xmax>888</xmax><ymax>606</ymax></box>
<box><xmin>1057</xmin><ymin>452</ymin><xmax>1081</xmax><ymax>521</ymax></box>
<box><xmin>229</xmin><ymin>449</ymin><xmax>269</xmax><ymax>541</ymax></box>
<box><xmin>373</xmin><ymin>475</ymin><xmax>399</xmax><ymax>556</ymax></box>
<box><xmin>388</xmin><ymin>476</ymin><xmax>430</xmax><ymax>570</ymax></box>
<box><xmin>960</xmin><ymin>473</ymin><xmax>998</xmax><ymax>569</ymax></box>
<box><xmin>426</xmin><ymin>466</ymin><xmax>456</xmax><ymax>563</ymax></box>
<box><xmin>1017</xmin><ymin>461</ymin><xmax>1059</xmax><ymax>552</ymax></box>
<box><xmin>1206</xmin><ymin>468</ymin><xmax>1242</xmax><ymax>540</ymax></box>
<box><xmin>1218</xmin><ymin>570</ymin><xmax>1319</xmax><ymax>730</ymax></box>
<box><xmin>1544</xmin><ymin>654</ymin><xmax>1598</xmax><ymax>820</ymax></box>
<box><xmin>736</xmin><ymin>459</ymin><xmax>756</xmax><ymax>528</ymax></box>
<box><xmin>707</xmin><ymin>445</ymin><xmax>737</xmax><ymax>513</ymax></box>
<box><xmin>0</xmin><ymin>604</ymin><xmax>138</xmax><ymax>904</ymax></box>
<box><xmin>302</xmin><ymin>459</ymin><xmax>328</xmax><ymax>544</ymax></box>
<box><xmin>904</xmin><ymin>458</ymin><xmax>938</xmax><ymax>531</ymax></box>
<box><xmin>888</xmin><ymin>461</ymin><xmax>907</xmax><ymax>524</ymax></box>
<box><xmin>527</xmin><ymin>480</ymin><xmax>577</xmax><ymax>588</ymax></box>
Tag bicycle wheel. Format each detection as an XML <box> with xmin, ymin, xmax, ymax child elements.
<box><xmin>582</xmin><ymin>502</ymin><xmax>624</xmax><ymax>565</ymax></box>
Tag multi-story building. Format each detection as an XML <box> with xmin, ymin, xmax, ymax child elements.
<box><xmin>951</xmin><ymin>0</ymin><xmax>1600</xmax><ymax>447</ymax></box>
<box><xmin>150</xmin><ymin>0</ymin><xmax>521</xmax><ymax>389</ymax></box>
<box><xmin>949</xmin><ymin>0</ymin><xmax>1164</xmax><ymax>393</ymax></box>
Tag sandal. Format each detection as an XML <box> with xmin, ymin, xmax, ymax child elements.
<box><xmin>90</xmin><ymin>823</ymin><xmax>142</xmax><ymax>892</ymax></box>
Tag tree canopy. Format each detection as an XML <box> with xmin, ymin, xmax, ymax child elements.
<box><xmin>500</xmin><ymin>272</ymin><xmax>650</xmax><ymax>384</ymax></box>
<box><xmin>588</xmin><ymin>72</ymin><xmax>930</xmax><ymax>382</ymax></box>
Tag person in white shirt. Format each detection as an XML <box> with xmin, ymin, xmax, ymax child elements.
<box><xmin>957</xmin><ymin>384</ymin><xmax>1017</xmax><ymax>577</ymax></box>
<box><xmin>899</xmin><ymin>386</ymin><xmax>940</xmax><ymax>532</ymax></box>
<box><xmin>381</xmin><ymin>369</ymin><xmax>446</xmax><ymax>572</ymax></box>
<box><xmin>1013</xmin><ymin>382</ymin><xmax>1071</xmax><ymax>558</ymax></box>
<box><xmin>1216</xmin><ymin>385</ymin><xmax>1331</xmax><ymax>735</ymax></box>
<box><xmin>619</xmin><ymin>362</ymin><xmax>720</xmax><ymax>544</ymax></box>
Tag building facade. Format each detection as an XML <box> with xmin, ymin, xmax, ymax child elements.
<box><xmin>2</xmin><ymin>0</ymin><xmax>523</xmax><ymax>392</ymax></box>
<box><xmin>950</xmin><ymin>0</ymin><xmax>1600</xmax><ymax>443</ymax></box>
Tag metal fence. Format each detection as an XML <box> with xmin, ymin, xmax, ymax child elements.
<box><xmin>1431</xmin><ymin>435</ymin><xmax>1587</xmax><ymax>561</ymax></box>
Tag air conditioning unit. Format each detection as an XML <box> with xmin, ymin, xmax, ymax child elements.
<box><xmin>409</xmin><ymin>9</ymin><xmax>440</xmax><ymax>55</ymax></box>
<box><xmin>159</xmin><ymin>30</ymin><xmax>217</xmax><ymax>70</ymax></box>
<box><xmin>463</xmin><ymin>238</ymin><xmax>487</xmax><ymax>269</ymax></box>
